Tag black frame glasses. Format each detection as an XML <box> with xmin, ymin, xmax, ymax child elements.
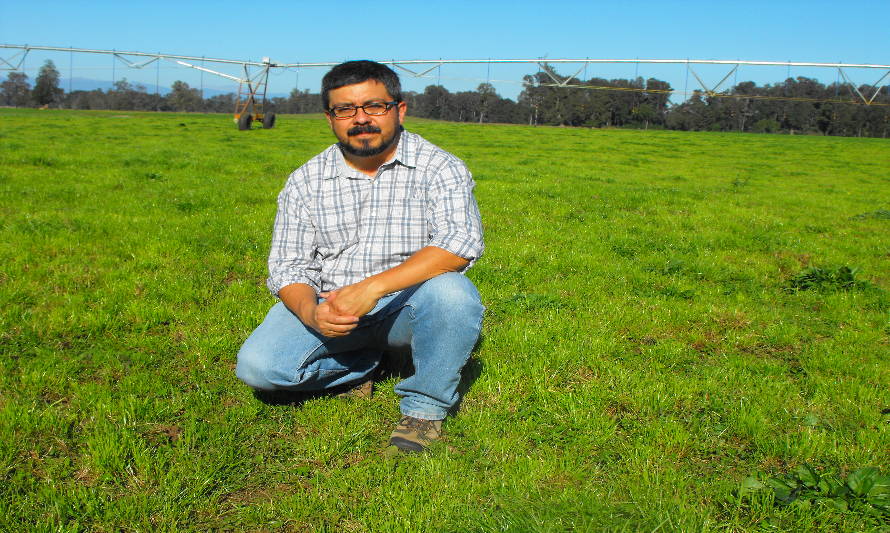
<box><xmin>328</xmin><ymin>101</ymin><xmax>400</xmax><ymax>119</ymax></box>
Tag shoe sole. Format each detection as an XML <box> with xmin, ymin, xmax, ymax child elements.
<box><xmin>388</xmin><ymin>437</ymin><xmax>427</xmax><ymax>453</ymax></box>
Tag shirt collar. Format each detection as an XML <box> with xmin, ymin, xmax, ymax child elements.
<box><xmin>392</xmin><ymin>129</ymin><xmax>417</xmax><ymax>169</ymax></box>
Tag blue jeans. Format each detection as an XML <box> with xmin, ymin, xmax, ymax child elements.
<box><xmin>236</xmin><ymin>273</ymin><xmax>483</xmax><ymax>421</ymax></box>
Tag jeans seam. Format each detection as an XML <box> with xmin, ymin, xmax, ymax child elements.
<box><xmin>403</xmin><ymin>410</ymin><xmax>445</xmax><ymax>421</ymax></box>
<box><xmin>446</xmin><ymin>305</ymin><xmax>483</xmax><ymax>415</ymax></box>
<box><xmin>400</xmin><ymin>303</ymin><xmax>483</xmax><ymax>419</ymax></box>
<box><xmin>291</xmin><ymin>340</ymin><xmax>325</xmax><ymax>384</ymax></box>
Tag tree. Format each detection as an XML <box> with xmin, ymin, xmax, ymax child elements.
<box><xmin>64</xmin><ymin>89</ymin><xmax>107</xmax><ymax>110</ymax></box>
<box><xmin>486</xmin><ymin>95</ymin><xmax>523</xmax><ymax>124</ymax></box>
<box><xmin>415</xmin><ymin>85</ymin><xmax>452</xmax><ymax>120</ymax></box>
<box><xmin>751</xmin><ymin>118</ymin><xmax>780</xmax><ymax>133</ymax></box>
<box><xmin>666</xmin><ymin>90</ymin><xmax>710</xmax><ymax>131</ymax></box>
<box><xmin>476</xmin><ymin>83</ymin><xmax>496</xmax><ymax>123</ymax></box>
<box><xmin>1</xmin><ymin>71</ymin><xmax>31</xmax><ymax>107</ymax></box>
<box><xmin>205</xmin><ymin>93</ymin><xmax>237</xmax><ymax>113</ymax></box>
<box><xmin>643</xmin><ymin>78</ymin><xmax>672</xmax><ymax>126</ymax></box>
<box><xmin>33</xmin><ymin>60</ymin><xmax>63</xmax><ymax>107</ymax></box>
<box><xmin>632</xmin><ymin>103</ymin><xmax>656</xmax><ymax>129</ymax></box>
<box><xmin>109</xmin><ymin>78</ymin><xmax>141</xmax><ymax>110</ymax></box>
<box><xmin>451</xmin><ymin>91</ymin><xmax>479</xmax><ymax>122</ymax></box>
<box><xmin>284</xmin><ymin>88</ymin><xmax>322</xmax><ymax>114</ymax></box>
<box><xmin>168</xmin><ymin>81</ymin><xmax>202</xmax><ymax>112</ymax></box>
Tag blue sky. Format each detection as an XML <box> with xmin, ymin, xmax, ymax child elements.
<box><xmin>3</xmin><ymin>0</ymin><xmax>888</xmax><ymax>101</ymax></box>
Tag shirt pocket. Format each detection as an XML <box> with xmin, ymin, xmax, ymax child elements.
<box><xmin>389</xmin><ymin>195</ymin><xmax>429</xmax><ymax>257</ymax></box>
<box><xmin>313</xmin><ymin>184</ymin><xmax>361</xmax><ymax>255</ymax></box>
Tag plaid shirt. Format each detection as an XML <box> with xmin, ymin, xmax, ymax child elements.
<box><xmin>267</xmin><ymin>130</ymin><xmax>484</xmax><ymax>295</ymax></box>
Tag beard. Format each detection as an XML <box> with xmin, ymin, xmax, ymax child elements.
<box><xmin>338</xmin><ymin>124</ymin><xmax>402</xmax><ymax>157</ymax></box>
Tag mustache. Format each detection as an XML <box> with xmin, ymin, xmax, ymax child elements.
<box><xmin>347</xmin><ymin>125</ymin><xmax>382</xmax><ymax>136</ymax></box>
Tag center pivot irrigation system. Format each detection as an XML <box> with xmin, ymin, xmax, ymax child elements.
<box><xmin>3</xmin><ymin>44</ymin><xmax>890</xmax><ymax>130</ymax></box>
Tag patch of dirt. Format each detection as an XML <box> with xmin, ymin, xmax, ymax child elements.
<box><xmin>340</xmin><ymin>451</ymin><xmax>368</xmax><ymax>469</ymax></box>
<box><xmin>713</xmin><ymin>310</ymin><xmax>752</xmax><ymax>330</ymax></box>
<box><xmin>40</xmin><ymin>390</ymin><xmax>70</xmax><ymax>406</ymax></box>
<box><xmin>623</xmin><ymin>332</ymin><xmax>660</xmax><ymax>355</ymax></box>
<box><xmin>54</xmin><ymin>338</ymin><xmax>73</xmax><ymax>350</ymax></box>
<box><xmin>774</xmin><ymin>251</ymin><xmax>813</xmax><ymax>275</ymax></box>
<box><xmin>221</xmin><ymin>395</ymin><xmax>239</xmax><ymax>408</ymax></box>
<box><xmin>758</xmin><ymin>455</ymin><xmax>790</xmax><ymax>472</ymax></box>
<box><xmin>752</xmin><ymin>342</ymin><xmax>797</xmax><ymax>356</ymax></box>
<box><xmin>144</xmin><ymin>424</ymin><xmax>183</xmax><ymax>446</ymax></box>
<box><xmin>543</xmin><ymin>471</ymin><xmax>583</xmax><ymax>489</ymax></box>
<box><xmin>74</xmin><ymin>466</ymin><xmax>99</xmax><ymax>486</ymax></box>
<box><xmin>573</xmin><ymin>365</ymin><xmax>597</xmax><ymax>383</ymax></box>
<box><xmin>604</xmin><ymin>399</ymin><xmax>636</xmax><ymax>433</ymax></box>
<box><xmin>690</xmin><ymin>330</ymin><xmax>722</xmax><ymax>355</ymax></box>
<box><xmin>223</xmin><ymin>482</ymin><xmax>308</xmax><ymax>505</ymax></box>
<box><xmin>335</xmin><ymin>519</ymin><xmax>369</xmax><ymax>533</ymax></box>
<box><xmin>738</xmin><ymin>342</ymin><xmax>803</xmax><ymax>373</ymax></box>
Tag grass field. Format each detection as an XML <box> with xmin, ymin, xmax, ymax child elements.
<box><xmin>1</xmin><ymin>108</ymin><xmax>888</xmax><ymax>532</ymax></box>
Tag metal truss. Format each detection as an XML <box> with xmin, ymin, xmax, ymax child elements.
<box><xmin>3</xmin><ymin>44</ymin><xmax>890</xmax><ymax>106</ymax></box>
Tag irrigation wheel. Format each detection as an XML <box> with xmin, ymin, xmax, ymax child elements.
<box><xmin>237</xmin><ymin>113</ymin><xmax>253</xmax><ymax>131</ymax></box>
<box><xmin>262</xmin><ymin>112</ymin><xmax>276</xmax><ymax>129</ymax></box>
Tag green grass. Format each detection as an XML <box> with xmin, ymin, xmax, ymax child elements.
<box><xmin>1</xmin><ymin>108</ymin><xmax>888</xmax><ymax>532</ymax></box>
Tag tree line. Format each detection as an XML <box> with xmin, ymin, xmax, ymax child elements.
<box><xmin>1</xmin><ymin>60</ymin><xmax>239</xmax><ymax>114</ymax></box>
<box><xmin>4</xmin><ymin>60</ymin><xmax>889</xmax><ymax>138</ymax></box>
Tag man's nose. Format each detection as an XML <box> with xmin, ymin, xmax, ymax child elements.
<box><xmin>353</xmin><ymin>107</ymin><xmax>373</xmax><ymax>122</ymax></box>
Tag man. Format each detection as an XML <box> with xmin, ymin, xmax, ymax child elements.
<box><xmin>236</xmin><ymin>60</ymin><xmax>484</xmax><ymax>453</ymax></box>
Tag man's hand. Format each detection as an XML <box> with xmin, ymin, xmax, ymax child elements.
<box><xmin>321</xmin><ymin>279</ymin><xmax>383</xmax><ymax>319</ymax></box>
<box><xmin>307</xmin><ymin>300</ymin><xmax>359</xmax><ymax>338</ymax></box>
<box><xmin>279</xmin><ymin>283</ymin><xmax>358</xmax><ymax>338</ymax></box>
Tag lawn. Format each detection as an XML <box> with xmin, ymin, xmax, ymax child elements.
<box><xmin>1</xmin><ymin>108</ymin><xmax>888</xmax><ymax>531</ymax></box>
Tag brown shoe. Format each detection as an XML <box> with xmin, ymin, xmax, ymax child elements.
<box><xmin>388</xmin><ymin>416</ymin><xmax>443</xmax><ymax>453</ymax></box>
<box><xmin>334</xmin><ymin>377</ymin><xmax>374</xmax><ymax>399</ymax></box>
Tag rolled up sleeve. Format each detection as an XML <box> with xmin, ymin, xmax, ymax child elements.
<box><xmin>426</xmin><ymin>159</ymin><xmax>484</xmax><ymax>267</ymax></box>
<box><xmin>266</xmin><ymin>174</ymin><xmax>321</xmax><ymax>296</ymax></box>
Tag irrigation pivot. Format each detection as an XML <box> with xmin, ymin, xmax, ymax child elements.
<box><xmin>0</xmin><ymin>45</ymin><xmax>279</xmax><ymax>130</ymax></box>
<box><xmin>4</xmin><ymin>44</ymin><xmax>890</xmax><ymax>125</ymax></box>
<box><xmin>233</xmin><ymin>57</ymin><xmax>275</xmax><ymax>130</ymax></box>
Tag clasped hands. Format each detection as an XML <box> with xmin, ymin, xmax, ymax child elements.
<box><xmin>310</xmin><ymin>280</ymin><xmax>383</xmax><ymax>338</ymax></box>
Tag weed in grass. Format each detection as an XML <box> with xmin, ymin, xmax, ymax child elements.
<box><xmin>732</xmin><ymin>175</ymin><xmax>751</xmax><ymax>189</ymax></box>
<box><xmin>735</xmin><ymin>464</ymin><xmax>890</xmax><ymax>515</ymax></box>
<box><xmin>852</xmin><ymin>209</ymin><xmax>890</xmax><ymax>220</ymax></box>
<box><xmin>785</xmin><ymin>265</ymin><xmax>873</xmax><ymax>292</ymax></box>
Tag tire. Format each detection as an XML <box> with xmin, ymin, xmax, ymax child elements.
<box><xmin>262</xmin><ymin>112</ymin><xmax>276</xmax><ymax>129</ymax></box>
<box><xmin>237</xmin><ymin>112</ymin><xmax>253</xmax><ymax>131</ymax></box>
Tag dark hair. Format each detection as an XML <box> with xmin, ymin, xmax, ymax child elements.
<box><xmin>321</xmin><ymin>60</ymin><xmax>402</xmax><ymax>110</ymax></box>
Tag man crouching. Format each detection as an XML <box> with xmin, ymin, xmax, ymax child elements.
<box><xmin>236</xmin><ymin>60</ymin><xmax>484</xmax><ymax>453</ymax></box>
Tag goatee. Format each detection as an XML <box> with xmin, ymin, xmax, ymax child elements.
<box><xmin>339</xmin><ymin>125</ymin><xmax>402</xmax><ymax>157</ymax></box>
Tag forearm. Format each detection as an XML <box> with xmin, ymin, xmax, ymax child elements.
<box><xmin>363</xmin><ymin>246</ymin><xmax>469</xmax><ymax>299</ymax></box>
<box><xmin>279</xmin><ymin>282</ymin><xmax>360</xmax><ymax>337</ymax></box>
<box><xmin>322</xmin><ymin>247</ymin><xmax>467</xmax><ymax>318</ymax></box>
<box><xmin>278</xmin><ymin>283</ymin><xmax>319</xmax><ymax>327</ymax></box>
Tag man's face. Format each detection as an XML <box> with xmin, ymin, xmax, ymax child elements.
<box><xmin>325</xmin><ymin>80</ymin><xmax>407</xmax><ymax>158</ymax></box>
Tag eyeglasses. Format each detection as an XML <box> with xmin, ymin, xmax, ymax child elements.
<box><xmin>328</xmin><ymin>101</ymin><xmax>400</xmax><ymax>119</ymax></box>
